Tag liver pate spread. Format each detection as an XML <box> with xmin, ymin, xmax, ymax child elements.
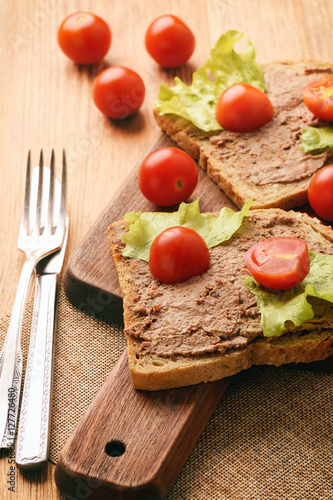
<box><xmin>112</xmin><ymin>212</ymin><xmax>333</xmax><ymax>358</ymax></box>
<box><xmin>209</xmin><ymin>66</ymin><xmax>333</xmax><ymax>186</ymax></box>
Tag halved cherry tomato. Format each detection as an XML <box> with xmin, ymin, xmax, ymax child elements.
<box><xmin>303</xmin><ymin>76</ymin><xmax>333</xmax><ymax>121</ymax></box>
<box><xmin>308</xmin><ymin>164</ymin><xmax>333</xmax><ymax>221</ymax></box>
<box><xmin>92</xmin><ymin>66</ymin><xmax>145</xmax><ymax>119</ymax></box>
<box><xmin>145</xmin><ymin>15</ymin><xmax>195</xmax><ymax>67</ymax></box>
<box><xmin>245</xmin><ymin>237</ymin><xmax>310</xmax><ymax>290</ymax></box>
<box><xmin>138</xmin><ymin>147</ymin><xmax>198</xmax><ymax>206</ymax></box>
<box><xmin>58</xmin><ymin>12</ymin><xmax>111</xmax><ymax>64</ymax></box>
<box><xmin>149</xmin><ymin>226</ymin><xmax>210</xmax><ymax>283</ymax></box>
<box><xmin>215</xmin><ymin>83</ymin><xmax>274</xmax><ymax>132</ymax></box>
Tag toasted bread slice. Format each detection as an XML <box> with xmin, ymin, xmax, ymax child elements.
<box><xmin>108</xmin><ymin>208</ymin><xmax>333</xmax><ymax>390</ymax></box>
<box><xmin>154</xmin><ymin>61</ymin><xmax>333</xmax><ymax>210</ymax></box>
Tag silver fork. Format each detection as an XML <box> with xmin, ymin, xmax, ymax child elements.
<box><xmin>0</xmin><ymin>150</ymin><xmax>67</xmax><ymax>448</ymax></box>
<box><xmin>16</xmin><ymin>167</ymin><xmax>69</xmax><ymax>469</ymax></box>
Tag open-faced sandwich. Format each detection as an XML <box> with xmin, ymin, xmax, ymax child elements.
<box><xmin>153</xmin><ymin>30</ymin><xmax>333</xmax><ymax>210</ymax></box>
<box><xmin>108</xmin><ymin>202</ymin><xmax>333</xmax><ymax>390</ymax></box>
<box><xmin>108</xmin><ymin>31</ymin><xmax>333</xmax><ymax>390</ymax></box>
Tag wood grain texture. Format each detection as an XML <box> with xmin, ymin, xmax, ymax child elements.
<box><xmin>55</xmin><ymin>351</ymin><xmax>230</xmax><ymax>500</ymax></box>
<box><xmin>0</xmin><ymin>1</ymin><xmax>332</xmax><ymax>499</ymax></box>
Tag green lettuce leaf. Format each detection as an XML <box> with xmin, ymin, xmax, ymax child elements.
<box><xmin>301</xmin><ymin>126</ymin><xmax>333</xmax><ymax>153</ymax></box>
<box><xmin>122</xmin><ymin>199</ymin><xmax>252</xmax><ymax>261</ymax></box>
<box><xmin>242</xmin><ymin>252</ymin><xmax>333</xmax><ymax>337</ymax></box>
<box><xmin>156</xmin><ymin>30</ymin><xmax>266</xmax><ymax>132</ymax></box>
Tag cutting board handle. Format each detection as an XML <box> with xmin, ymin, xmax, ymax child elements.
<box><xmin>55</xmin><ymin>350</ymin><xmax>229</xmax><ymax>500</ymax></box>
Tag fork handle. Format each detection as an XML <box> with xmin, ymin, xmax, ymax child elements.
<box><xmin>16</xmin><ymin>272</ymin><xmax>57</xmax><ymax>469</ymax></box>
<box><xmin>0</xmin><ymin>258</ymin><xmax>35</xmax><ymax>448</ymax></box>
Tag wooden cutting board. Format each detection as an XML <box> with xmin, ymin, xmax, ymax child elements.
<box><xmin>55</xmin><ymin>134</ymin><xmax>234</xmax><ymax>500</ymax></box>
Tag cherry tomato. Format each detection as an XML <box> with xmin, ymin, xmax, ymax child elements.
<box><xmin>92</xmin><ymin>66</ymin><xmax>145</xmax><ymax>119</ymax></box>
<box><xmin>215</xmin><ymin>83</ymin><xmax>274</xmax><ymax>132</ymax></box>
<box><xmin>303</xmin><ymin>76</ymin><xmax>333</xmax><ymax>121</ymax></box>
<box><xmin>149</xmin><ymin>226</ymin><xmax>210</xmax><ymax>283</ymax></box>
<box><xmin>145</xmin><ymin>15</ymin><xmax>195</xmax><ymax>67</ymax></box>
<box><xmin>138</xmin><ymin>147</ymin><xmax>198</xmax><ymax>206</ymax></box>
<box><xmin>245</xmin><ymin>237</ymin><xmax>310</xmax><ymax>290</ymax></box>
<box><xmin>308</xmin><ymin>165</ymin><xmax>333</xmax><ymax>221</ymax></box>
<box><xmin>58</xmin><ymin>12</ymin><xmax>111</xmax><ymax>64</ymax></box>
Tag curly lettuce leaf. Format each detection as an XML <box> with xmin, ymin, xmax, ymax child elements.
<box><xmin>156</xmin><ymin>30</ymin><xmax>266</xmax><ymax>132</ymax></box>
<box><xmin>301</xmin><ymin>126</ymin><xmax>333</xmax><ymax>153</ymax></box>
<box><xmin>122</xmin><ymin>199</ymin><xmax>252</xmax><ymax>261</ymax></box>
<box><xmin>242</xmin><ymin>252</ymin><xmax>333</xmax><ymax>337</ymax></box>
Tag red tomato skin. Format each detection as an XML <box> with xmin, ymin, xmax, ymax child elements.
<box><xmin>215</xmin><ymin>83</ymin><xmax>274</xmax><ymax>132</ymax></box>
<box><xmin>145</xmin><ymin>15</ymin><xmax>195</xmax><ymax>67</ymax></box>
<box><xmin>58</xmin><ymin>12</ymin><xmax>111</xmax><ymax>64</ymax></box>
<box><xmin>308</xmin><ymin>165</ymin><xmax>333</xmax><ymax>221</ymax></box>
<box><xmin>245</xmin><ymin>237</ymin><xmax>310</xmax><ymax>290</ymax></box>
<box><xmin>149</xmin><ymin>227</ymin><xmax>210</xmax><ymax>283</ymax></box>
<box><xmin>92</xmin><ymin>66</ymin><xmax>145</xmax><ymax>119</ymax></box>
<box><xmin>138</xmin><ymin>147</ymin><xmax>198</xmax><ymax>206</ymax></box>
<box><xmin>303</xmin><ymin>77</ymin><xmax>333</xmax><ymax>121</ymax></box>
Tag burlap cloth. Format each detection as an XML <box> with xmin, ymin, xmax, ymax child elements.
<box><xmin>1</xmin><ymin>283</ymin><xmax>332</xmax><ymax>499</ymax></box>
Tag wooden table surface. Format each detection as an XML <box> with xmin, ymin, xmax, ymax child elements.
<box><xmin>0</xmin><ymin>0</ymin><xmax>332</xmax><ymax>498</ymax></box>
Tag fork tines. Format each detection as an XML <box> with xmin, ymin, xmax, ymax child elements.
<box><xmin>22</xmin><ymin>150</ymin><xmax>67</xmax><ymax>243</ymax></box>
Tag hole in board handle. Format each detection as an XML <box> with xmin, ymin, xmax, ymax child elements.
<box><xmin>105</xmin><ymin>440</ymin><xmax>126</xmax><ymax>457</ymax></box>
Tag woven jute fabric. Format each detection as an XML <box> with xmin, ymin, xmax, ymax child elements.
<box><xmin>0</xmin><ymin>283</ymin><xmax>332</xmax><ymax>499</ymax></box>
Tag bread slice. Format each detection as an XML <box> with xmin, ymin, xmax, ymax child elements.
<box><xmin>108</xmin><ymin>208</ymin><xmax>333</xmax><ymax>390</ymax></box>
<box><xmin>154</xmin><ymin>61</ymin><xmax>333</xmax><ymax>210</ymax></box>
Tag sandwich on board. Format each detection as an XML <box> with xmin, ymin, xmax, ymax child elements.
<box><xmin>108</xmin><ymin>204</ymin><xmax>333</xmax><ymax>390</ymax></box>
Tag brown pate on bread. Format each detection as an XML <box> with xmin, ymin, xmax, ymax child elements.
<box><xmin>154</xmin><ymin>61</ymin><xmax>333</xmax><ymax>210</ymax></box>
<box><xmin>108</xmin><ymin>208</ymin><xmax>333</xmax><ymax>390</ymax></box>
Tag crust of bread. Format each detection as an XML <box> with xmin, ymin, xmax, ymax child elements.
<box><xmin>127</xmin><ymin>330</ymin><xmax>333</xmax><ymax>390</ymax></box>
<box><xmin>108</xmin><ymin>208</ymin><xmax>333</xmax><ymax>390</ymax></box>
<box><xmin>153</xmin><ymin>60</ymin><xmax>333</xmax><ymax>211</ymax></box>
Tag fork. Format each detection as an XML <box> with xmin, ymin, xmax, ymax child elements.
<box><xmin>16</xmin><ymin>167</ymin><xmax>69</xmax><ymax>469</ymax></box>
<box><xmin>0</xmin><ymin>150</ymin><xmax>66</xmax><ymax>448</ymax></box>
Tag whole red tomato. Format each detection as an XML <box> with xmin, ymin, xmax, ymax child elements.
<box><xmin>92</xmin><ymin>66</ymin><xmax>145</xmax><ymax>119</ymax></box>
<box><xmin>245</xmin><ymin>237</ymin><xmax>310</xmax><ymax>290</ymax></box>
<box><xmin>308</xmin><ymin>165</ymin><xmax>333</xmax><ymax>221</ymax></box>
<box><xmin>145</xmin><ymin>15</ymin><xmax>195</xmax><ymax>67</ymax></box>
<box><xmin>149</xmin><ymin>226</ymin><xmax>210</xmax><ymax>283</ymax></box>
<box><xmin>303</xmin><ymin>77</ymin><xmax>333</xmax><ymax>121</ymax></box>
<box><xmin>215</xmin><ymin>83</ymin><xmax>274</xmax><ymax>132</ymax></box>
<box><xmin>138</xmin><ymin>147</ymin><xmax>198</xmax><ymax>206</ymax></box>
<box><xmin>58</xmin><ymin>12</ymin><xmax>111</xmax><ymax>64</ymax></box>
